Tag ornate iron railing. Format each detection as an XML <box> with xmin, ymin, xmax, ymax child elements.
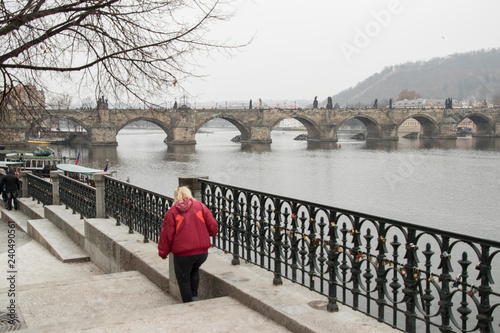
<box><xmin>199</xmin><ymin>179</ymin><xmax>500</xmax><ymax>333</ymax></box>
<box><xmin>27</xmin><ymin>173</ymin><xmax>53</xmax><ymax>206</ymax></box>
<box><xmin>104</xmin><ymin>176</ymin><xmax>174</xmax><ymax>243</ymax></box>
<box><xmin>59</xmin><ymin>174</ymin><xmax>96</xmax><ymax>218</ymax></box>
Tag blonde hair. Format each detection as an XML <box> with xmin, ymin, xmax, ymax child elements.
<box><xmin>174</xmin><ymin>186</ymin><xmax>193</xmax><ymax>203</ymax></box>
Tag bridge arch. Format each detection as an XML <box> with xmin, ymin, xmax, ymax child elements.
<box><xmin>117</xmin><ymin>117</ymin><xmax>173</xmax><ymax>139</ymax></box>
<box><xmin>196</xmin><ymin>115</ymin><xmax>252</xmax><ymax>141</ymax></box>
<box><xmin>458</xmin><ymin>113</ymin><xmax>495</xmax><ymax>136</ymax></box>
<box><xmin>270</xmin><ymin>116</ymin><xmax>321</xmax><ymax>139</ymax></box>
<box><xmin>26</xmin><ymin>115</ymin><xmax>91</xmax><ymax>140</ymax></box>
<box><xmin>399</xmin><ymin>114</ymin><xmax>440</xmax><ymax>138</ymax></box>
<box><xmin>339</xmin><ymin>115</ymin><xmax>382</xmax><ymax>139</ymax></box>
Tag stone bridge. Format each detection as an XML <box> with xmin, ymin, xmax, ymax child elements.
<box><xmin>2</xmin><ymin>106</ymin><xmax>500</xmax><ymax>146</ymax></box>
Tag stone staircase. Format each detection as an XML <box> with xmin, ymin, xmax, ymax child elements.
<box><xmin>0</xmin><ymin>198</ymin><xmax>291</xmax><ymax>332</ymax></box>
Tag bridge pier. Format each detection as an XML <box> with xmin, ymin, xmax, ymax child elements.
<box><xmin>306</xmin><ymin>122</ymin><xmax>338</xmax><ymax>144</ymax></box>
<box><xmin>377</xmin><ymin>118</ymin><xmax>399</xmax><ymax>141</ymax></box>
<box><xmin>90</xmin><ymin>124</ymin><xmax>118</xmax><ymax>146</ymax></box>
<box><xmin>0</xmin><ymin>125</ymin><xmax>28</xmax><ymax>146</ymax></box>
<box><xmin>495</xmin><ymin>122</ymin><xmax>500</xmax><ymax>137</ymax></box>
<box><xmin>164</xmin><ymin>127</ymin><xmax>197</xmax><ymax>146</ymax></box>
<box><xmin>240</xmin><ymin>126</ymin><xmax>272</xmax><ymax>145</ymax></box>
<box><xmin>433</xmin><ymin>117</ymin><xmax>459</xmax><ymax>140</ymax></box>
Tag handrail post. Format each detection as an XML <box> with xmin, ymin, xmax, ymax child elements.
<box><xmin>403</xmin><ymin>228</ymin><xmax>418</xmax><ymax>333</ymax></box>
<box><xmin>21</xmin><ymin>170</ymin><xmax>32</xmax><ymax>198</ymax></box>
<box><xmin>272</xmin><ymin>198</ymin><xmax>283</xmax><ymax>285</ymax></box>
<box><xmin>477</xmin><ymin>245</ymin><xmax>493</xmax><ymax>332</ymax></box>
<box><xmin>50</xmin><ymin>171</ymin><xmax>63</xmax><ymax>205</ymax></box>
<box><xmin>93</xmin><ymin>173</ymin><xmax>110</xmax><ymax>218</ymax></box>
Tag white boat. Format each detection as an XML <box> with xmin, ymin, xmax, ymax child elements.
<box><xmin>56</xmin><ymin>164</ymin><xmax>116</xmax><ymax>187</ymax></box>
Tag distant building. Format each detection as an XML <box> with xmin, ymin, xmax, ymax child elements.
<box><xmin>276</xmin><ymin>118</ymin><xmax>305</xmax><ymax>129</ymax></box>
<box><xmin>457</xmin><ymin>118</ymin><xmax>476</xmax><ymax>130</ymax></box>
<box><xmin>392</xmin><ymin>98</ymin><xmax>460</xmax><ymax>109</ymax></box>
<box><xmin>400</xmin><ymin>116</ymin><xmax>477</xmax><ymax>133</ymax></box>
<box><xmin>2</xmin><ymin>84</ymin><xmax>45</xmax><ymax>110</ymax></box>
<box><xmin>399</xmin><ymin>118</ymin><xmax>421</xmax><ymax>132</ymax></box>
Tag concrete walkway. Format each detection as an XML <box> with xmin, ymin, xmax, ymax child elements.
<box><xmin>0</xmin><ymin>199</ymin><xmax>400</xmax><ymax>332</ymax></box>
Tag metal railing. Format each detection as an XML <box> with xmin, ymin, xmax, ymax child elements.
<box><xmin>199</xmin><ymin>179</ymin><xmax>500</xmax><ymax>333</ymax></box>
<box><xmin>26</xmin><ymin>173</ymin><xmax>53</xmax><ymax>206</ymax></box>
<box><xmin>104</xmin><ymin>176</ymin><xmax>174</xmax><ymax>243</ymax></box>
<box><xmin>19</xmin><ymin>172</ymin><xmax>500</xmax><ymax>332</ymax></box>
<box><xmin>59</xmin><ymin>174</ymin><xmax>96</xmax><ymax>218</ymax></box>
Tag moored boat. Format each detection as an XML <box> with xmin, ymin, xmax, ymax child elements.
<box><xmin>0</xmin><ymin>161</ymin><xmax>25</xmax><ymax>178</ymax></box>
<box><xmin>57</xmin><ymin>164</ymin><xmax>116</xmax><ymax>187</ymax></box>
<box><xmin>28</xmin><ymin>137</ymin><xmax>67</xmax><ymax>144</ymax></box>
<box><xmin>34</xmin><ymin>149</ymin><xmax>51</xmax><ymax>156</ymax></box>
<box><xmin>4</xmin><ymin>152</ymin><xmax>74</xmax><ymax>178</ymax></box>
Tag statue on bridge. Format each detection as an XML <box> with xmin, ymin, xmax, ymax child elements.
<box><xmin>259</xmin><ymin>98</ymin><xmax>263</xmax><ymax>109</ymax></box>
<box><xmin>373</xmin><ymin>99</ymin><xmax>378</xmax><ymax>109</ymax></box>
<box><xmin>249</xmin><ymin>99</ymin><xmax>252</xmax><ymax>109</ymax></box>
<box><xmin>173</xmin><ymin>101</ymin><xmax>178</xmax><ymax>109</ymax></box>
<box><xmin>313</xmin><ymin>96</ymin><xmax>318</xmax><ymax>109</ymax></box>
<box><xmin>445</xmin><ymin>97</ymin><xmax>453</xmax><ymax>109</ymax></box>
<box><xmin>326</xmin><ymin>97</ymin><xmax>333</xmax><ymax>109</ymax></box>
<box><xmin>97</xmin><ymin>95</ymin><xmax>108</xmax><ymax>109</ymax></box>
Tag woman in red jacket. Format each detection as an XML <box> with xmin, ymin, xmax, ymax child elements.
<box><xmin>158</xmin><ymin>186</ymin><xmax>218</xmax><ymax>302</ymax></box>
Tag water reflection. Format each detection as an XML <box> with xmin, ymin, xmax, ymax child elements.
<box><xmin>395</xmin><ymin>136</ymin><xmax>500</xmax><ymax>151</ymax></box>
<box><xmin>164</xmin><ymin>145</ymin><xmax>195</xmax><ymax>162</ymax></box>
<box><xmin>364</xmin><ymin>140</ymin><xmax>398</xmax><ymax>151</ymax></box>
<box><xmin>471</xmin><ymin>137</ymin><xmax>500</xmax><ymax>151</ymax></box>
<box><xmin>306</xmin><ymin>141</ymin><xmax>338</xmax><ymax>150</ymax></box>
<box><xmin>89</xmin><ymin>146</ymin><xmax>118</xmax><ymax>166</ymax></box>
<box><xmin>166</xmin><ymin>145</ymin><xmax>196</xmax><ymax>155</ymax></box>
<box><xmin>240</xmin><ymin>143</ymin><xmax>271</xmax><ymax>152</ymax></box>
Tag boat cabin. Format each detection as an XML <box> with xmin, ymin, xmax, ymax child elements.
<box><xmin>56</xmin><ymin>164</ymin><xmax>114</xmax><ymax>187</ymax></box>
<box><xmin>0</xmin><ymin>161</ymin><xmax>25</xmax><ymax>178</ymax></box>
<box><xmin>5</xmin><ymin>153</ymin><xmax>73</xmax><ymax>178</ymax></box>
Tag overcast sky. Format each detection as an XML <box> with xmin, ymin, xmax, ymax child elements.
<box><xmin>182</xmin><ymin>0</ymin><xmax>500</xmax><ymax>104</ymax></box>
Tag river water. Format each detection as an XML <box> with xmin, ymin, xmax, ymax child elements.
<box><xmin>48</xmin><ymin>127</ymin><xmax>500</xmax><ymax>241</ymax></box>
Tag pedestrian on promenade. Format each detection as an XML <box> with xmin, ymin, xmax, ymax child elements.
<box><xmin>0</xmin><ymin>169</ymin><xmax>21</xmax><ymax>210</ymax></box>
<box><xmin>2</xmin><ymin>183</ymin><xmax>7</xmax><ymax>207</ymax></box>
<box><xmin>158</xmin><ymin>186</ymin><xmax>218</xmax><ymax>302</ymax></box>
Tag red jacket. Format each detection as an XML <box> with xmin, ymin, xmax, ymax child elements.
<box><xmin>158</xmin><ymin>199</ymin><xmax>218</xmax><ymax>258</ymax></box>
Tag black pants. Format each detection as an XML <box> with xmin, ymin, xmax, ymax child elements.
<box><xmin>173</xmin><ymin>252</ymin><xmax>208</xmax><ymax>303</ymax></box>
<box><xmin>6</xmin><ymin>190</ymin><xmax>17</xmax><ymax>210</ymax></box>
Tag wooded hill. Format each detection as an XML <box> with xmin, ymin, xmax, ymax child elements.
<box><xmin>330</xmin><ymin>49</ymin><xmax>500</xmax><ymax>107</ymax></box>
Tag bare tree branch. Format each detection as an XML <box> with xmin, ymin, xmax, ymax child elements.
<box><xmin>1</xmin><ymin>0</ymin><xmax>246</xmax><ymax>119</ymax></box>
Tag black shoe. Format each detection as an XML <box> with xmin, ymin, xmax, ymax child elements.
<box><xmin>7</xmin><ymin>207</ymin><xmax>12</xmax><ymax>211</ymax></box>
<box><xmin>14</xmin><ymin>207</ymin><xmax>17</xmax><ymax>211</ymax></box>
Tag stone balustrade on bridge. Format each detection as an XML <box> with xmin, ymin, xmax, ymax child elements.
<box><xmin>1</xmin><ymin>106</ymin><xmax>500</xmax><ymax>146</ymax></box>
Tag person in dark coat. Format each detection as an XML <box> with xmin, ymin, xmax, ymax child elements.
<box><xmin>2</xmin><ymin>183</ymin><xmax>7</xmax><ymax>207</ymax></box>
<box><xmin>0</xmin><ymin>169</ymin><xmax>21</xmax><ymax>210</ymax></box>
<box><xmin>158</xmin><ymin>186</ymin><xmax>218</xmax><ymax>302</ymax></box>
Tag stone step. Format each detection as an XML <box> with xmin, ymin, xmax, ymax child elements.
<box><xmin>20</xmin><ymin>296</ymin><xmax>291</xmax><ymax>333</ymax></box>
<box><xmin>17</xmin><ymin>197</ymin><xmax>45</xmax><ymax>220</ymax></box>
<box><xmin>27</xmin><ymin>218</ymin><xmax>89</xmax><ymax>262</ymax></box>
<box><xmin>1</xmin><ymin>206</ymin><xmax>30</xmax><ymax>233</ymax></box>
<box><xmin>44</xmin><ymin>204</ymin><xmax>86</xmax><ymax>248</ymax></box>
<box><xmin>0</xmin><ymin>197</ymin><xmax>45</xmax><ymax>233</ymax></box>
<box><xmin>17</xmin><ymin>271</ymin><xmax>179</xmax><ymax>330</ymax></box>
